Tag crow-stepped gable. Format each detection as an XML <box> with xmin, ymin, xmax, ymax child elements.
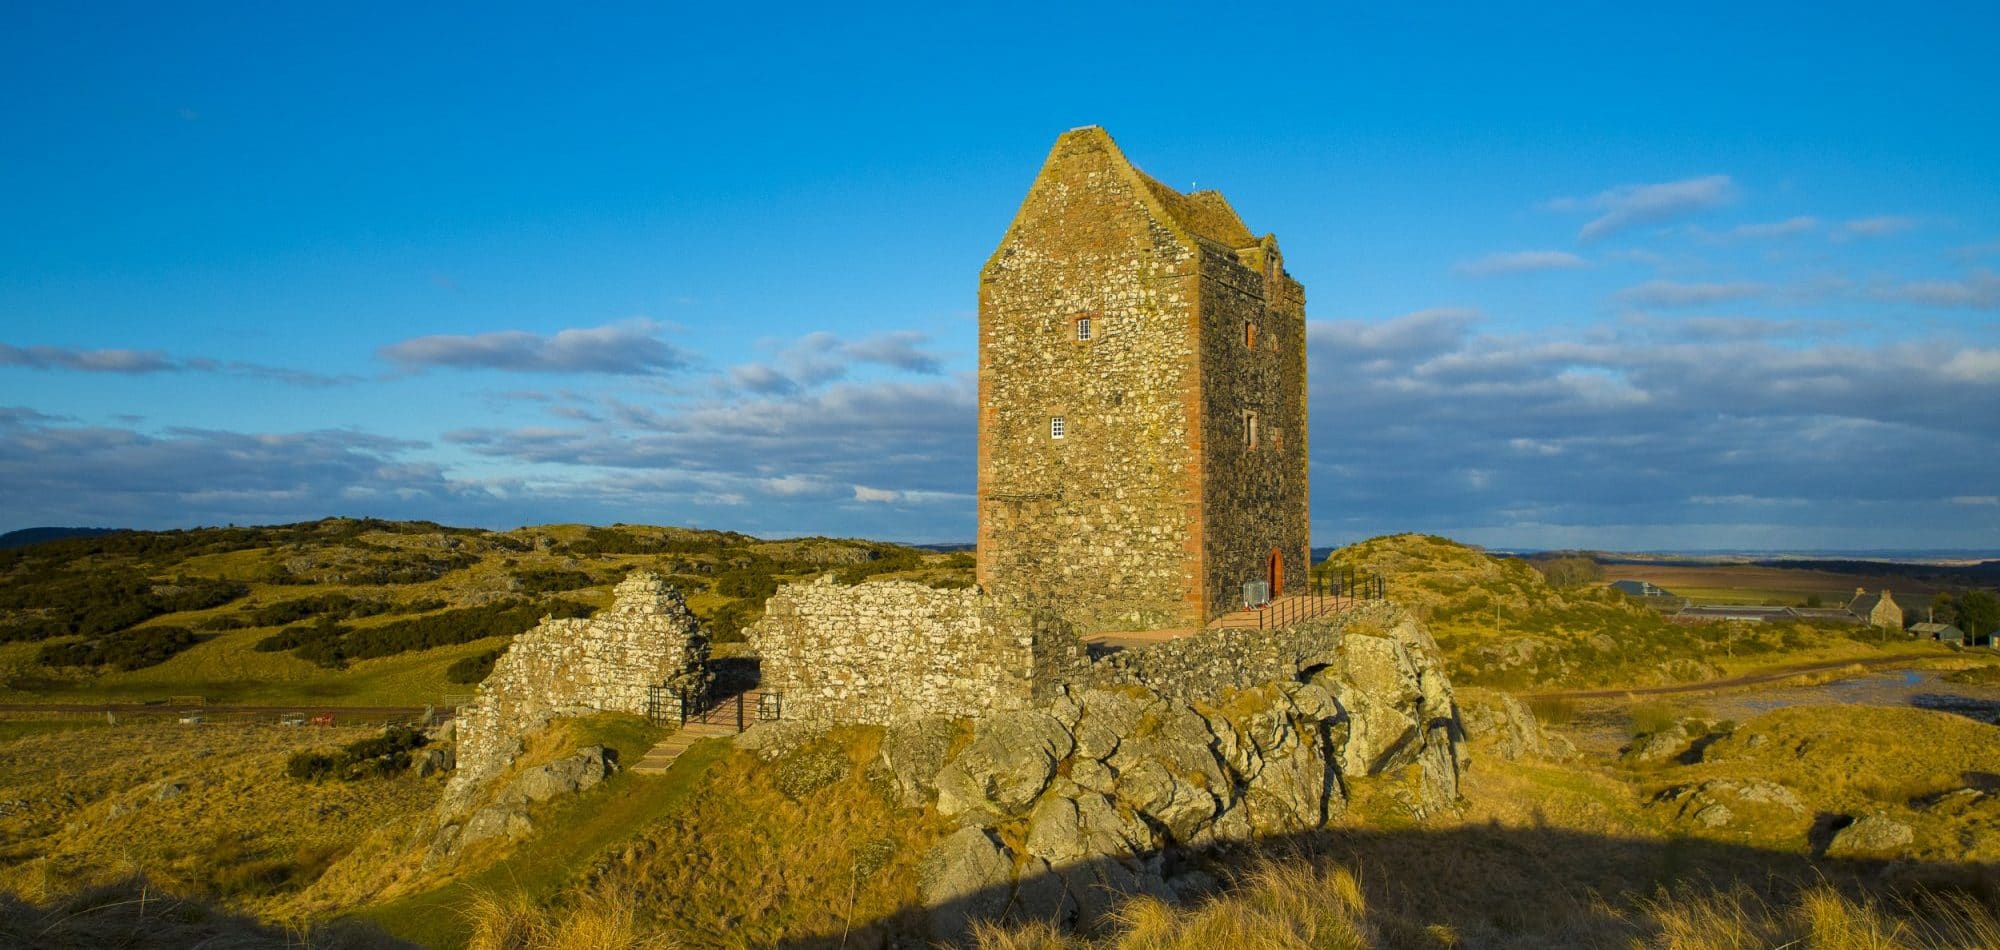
<box><xmin>977</xmin><ymin>126</ymin><xmax>1310</xmax><ymax>632</ymax></box>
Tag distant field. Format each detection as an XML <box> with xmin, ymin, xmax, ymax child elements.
<box><xmin>1600</xmin><ymin>563</ymin><xmax>1955</xmax><ymax>605</ymax></box>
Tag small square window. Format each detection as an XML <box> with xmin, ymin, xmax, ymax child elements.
<box><xmin>1075</xmin><ymin>317</ymin><xmax>1092</xmax><ymax>341</ymax></box>
<box><xmin>1050</xmin><ymin>415</ymin><xmax>1066</xmax><ymax>439</ymax></box>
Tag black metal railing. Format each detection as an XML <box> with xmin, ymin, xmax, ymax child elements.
<box><xmin>647</xmin><ymin>682</ymin><xmax>781</xmax><ymax>732</ymax></box>
<box><xmin>1222</xmin><ymin>569</ymin><xmax>1386</xmax><ymax>631</ymax></box>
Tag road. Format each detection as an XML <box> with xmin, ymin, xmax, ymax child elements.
<box><xmin>0</xmin><ymin>701</ymin><xmax>444</xmax><ymax>719</ymax></box>
<box><xmin>1529</xmin><ymin>652</ymin><xmax>1952</xmax><ymax>701</ymax></box>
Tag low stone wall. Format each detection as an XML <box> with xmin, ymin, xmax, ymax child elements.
<box><xmin>751</xmin><ymin>576</ymin><xmax>1087</xmax><ymax>724</ymax></box>
<box><xmin>1089</xmin><ymin>602</ymin><xmax>1402</xmax><ymax>704</ymax></box>
<box><xmin>447</xmin><ymin>571</ymin><xmax>709</xmax><ymax>808</ymax></box>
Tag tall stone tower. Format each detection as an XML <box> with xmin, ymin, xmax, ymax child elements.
<box><xmin>977</xmin><ymin>126</ymin><xmax>1310</xmax><ymax>632</ymax></box>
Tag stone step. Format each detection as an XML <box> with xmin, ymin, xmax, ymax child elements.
<box><xmin>628</xmin><ymin>720</ymin><xmax>743</xmax><ymax>774</ymax></box>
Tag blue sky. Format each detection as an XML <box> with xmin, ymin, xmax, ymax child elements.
<box><xmin>3</xmin><ymin>2</ymin><xmax>1996</xmax><ymax>551</ymax></box>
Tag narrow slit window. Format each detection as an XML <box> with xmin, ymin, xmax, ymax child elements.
<box><xmin>1244</xmin><ymin>410</ymin><xmax>1258</xmax><ymax>450</ymax></box>
<box><xmin>1050</xmin><ymin>415</ymin><xmax>1066</xmax><ymax>439</ymax></box>
<box><xmin>1075</xmin><ymin>316</ymin><xmax>1092</xmax><ymax>341</ymax></box>
<box><xmin>1245</xmin><ymin>321</ymin><xmax>1256</xmax><ymax>348</ymax></box>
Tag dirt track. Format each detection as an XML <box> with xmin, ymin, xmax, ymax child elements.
<box><xmin>1530</xmin><ymin>653</ymin><xmax>1955</xmax><ymax>701</ymax></box>
<box><xmin>0</xmin><ymin>702</ymin><xmax>442</xmax><ymax>719</ymax></box>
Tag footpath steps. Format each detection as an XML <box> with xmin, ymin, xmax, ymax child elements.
<box><xmin>630</xmin><ymin>720</ymin><xmax>737</xmax><ymax>775</ymax></box>
<box><xmin>629</xmin><ymin>688</ymin><xmax>770</xmax><ymax>776</ymax></box>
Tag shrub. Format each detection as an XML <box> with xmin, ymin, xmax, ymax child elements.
<box><xmin>285</xmin><ymin>725</ymin><xmax>427</xmax><ymax>782</ymax></box>
<box><xmin>243</xmin><ymin>593</ymin><xmax>393</xmax><ymax>627</ymax></box>
<box><xmin>263</xmin><ymin>599</ymin><xmax>595</xmax><ymax>668</ymax></box>
<box><xmin>447</xmin><ymin>648</ymin><xmax>507</xmax><ymax>684</ymax></box>
<box><xmin>512</xmin><ymin>569</ymin><xmax>598</xmax><ymax>594</ymax></box>
<box><xmin>1534</xmin><ymin>556</ymin><xmax>1602</xmax><ymax>589</ymax></box>
<box><xmin>36</xmin><ymin>626</ymin><xmax>200</xmax><ymax>671</ymax></box>
<box><xmin>715</xmin><ymin>569</ymin><xmax>779</xmax><ymax>600</ymax></box>
<box><xmin>0</xmin><ymin>572</ymin><xmax>246</xmax><ymax>642</ymax></box>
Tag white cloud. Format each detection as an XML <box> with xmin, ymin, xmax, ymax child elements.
<box><xmin>378</xmin><ymin>318</ymin><xmax>692</xmax><ymax>375</ymax></box>
<box><xmin>725</xmin><ymin>330</ymin><xmax>947</xmax><ymax>394</ymax></box>
<box><xmin>853</xmin><ymin>485</ymin><xmax>902</xmax><ymax>503</ymax></box>
<box><xmin>1877</xmin><ymin>270</ymin><xmax>2000</xmax><ymax>310</ymax></box>
<box><xmin>1730</xmin><ymin>216</ymin><xmax>1819</xmax><ymax>239</ymax></box>
<box><xmin>1951</xmin><ymin>496</ymin><xmax>1999</xmax><ymax>506</ymax></box>
<box><xmin>0</xmin><ymin>344</ymin><xmax>348</xmax><ymax>385</ymax></box>
<box><xmin>1616</xmin><ymin>280</ymin><xmax>1769</xmax><ymax>308</ymax></box>
<box><xmin>1554</xmin><ymin>174</ymin><xmax>1737</xmax><ymax>241</ymax></box>
<box><xmin>1940</xmin><ymin>348</ymin><xmax>2000</xmax><ymax>384</ymax></box>
<box><xmin>1835</xmin><ymin>215</ymin><xmax>1919</xmax><ymax>240</ymax></box>
<box><xmin>1454</xmin><ymin>250</ymin><xmax>1588</xmax><ymax>278</ymax></box>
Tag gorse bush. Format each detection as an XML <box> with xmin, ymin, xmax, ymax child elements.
<box><xmin>35</xmin><ymin>625</ymin><xmax>200</xmax><ymax>670</ymax></box>
<box><xmin>250</xmin><ymin>593</ymin><xmax>393</xmax><ymax>626</ymax></box>
<box><xmin>448</xmin><ymin>648</ymin><xmax>508</xmax><ymax>684</ymax></box>
<box><xmin>286</xmin><ymin>725</ymin><xmax>428</xmax><ymax>782</ymax></box>
<box><xmin>257</xmin><ymin>599</ymin><xmax>595</xmax><ymax>668</ymax></box>
<box><xmin>0</xmin><ymin>572</ymin><xmax>245</xmax><ymax>642</ymax></box>
<box><xmin>512</xmin><ymin>569</ymin><xmax>599</xmax><ymax>593</ymax></box>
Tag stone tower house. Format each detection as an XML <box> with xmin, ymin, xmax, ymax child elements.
<box><xmin>977</xmin><ymin>126</ymin><xmax>1310</xmax><ymax>632</ymax></box>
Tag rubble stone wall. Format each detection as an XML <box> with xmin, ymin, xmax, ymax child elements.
<box><xmin>1090</xmin><ymin>602</ymin><xmax>1403</xmax><ymax>705</ymax></box>
<box><xmin>446</xmin><ymin>571</ymin><xmax>709</xmax><ymax>806</ymax></box>
<box><xmin>751</xmin><ymin>576</ymin><xmax>1087</xmax><ymax>725</ymax></box>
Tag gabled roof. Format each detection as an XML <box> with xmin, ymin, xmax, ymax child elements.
<box><xmin>1849</xmin><ymin>593</ymin><xmax>1883</xmax><ymax>616</ymax></box>
<box><xmin>1911</xmin><ymin>622</ymin><xmax>1964</xmax><ymax>636</ymax></box>
<box><xmin>998</xmin><ymin>127</ymin><xmax>1269</xmax><ymax>260</ymax></box>
<box><xmin>1136</xmin><ymin>175</ymin><xmax>1258</xmax><ymax>249</ymax></box>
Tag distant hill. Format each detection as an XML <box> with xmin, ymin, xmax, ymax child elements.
<box><xmin>0</xmin><ymin>527</ymin><xmax>120</xmax><ymax>550</ymax></box>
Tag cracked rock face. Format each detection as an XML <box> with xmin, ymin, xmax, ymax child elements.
<box><xmin>1652</xmin><ymin>778</ymin><xmax>1810</xmax><ymax>836</ymax></box>
<box><xmin>933</xmin><ymin>711</ymin><xmax>1074</xmax><ymax>823</ymax></box>
<box><xmin>1826</xmin><ymin>814</ymin><xmax>1915</xmax><ymax>857</ymax></box>
<box><xmin>905</xmin><ymin>608</ymin><xmax>1464</xmax><ymax>939</ymax></box>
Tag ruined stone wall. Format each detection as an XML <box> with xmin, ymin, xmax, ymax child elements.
<box><xmin>977</xmin><ymin>128</ymin><xmax>1205</xmax><ymax>632</ymax></box>
<box><xmin>751</xmin><ymin>577</ymin><xmax>1088</xmax><ymax>724</ymax></box>
<box><xmin>1197</xmin><ymin>242</ymin><xmax>1311</xmax><ymax>618</ymax></box>
<box><xmin>1091</xmin><ymin>602</ymin><xmax>1401</xmax><ymax>705</ymax></box>
<box><xmin>446</xmin><ymin>572</ymin><xmax>709</xmax><ymax>805</ymax></box>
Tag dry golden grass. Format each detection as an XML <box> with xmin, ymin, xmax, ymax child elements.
<box><xmin>973</xmin><ymin>857</ymin><xmax>2000</xmax><ymax>950</ymax></box>
<box><xmin>0</xmin><ymin>876</ymin><xmax>398</xmax><ymax>949</ymax></box>
<box><xmin>582</xmin><ymin>727</ymin><xmax>949</xmax><ymax>946</ymax></box>
<box><xmin>462</xmin><ymin>889</ymin><xmax>678</xmax><ymax>950</ymax></box>
<box><xmin>0</xmin><ymin>719</ymin><xmax>436</xmax><ymax>911</ymax></box>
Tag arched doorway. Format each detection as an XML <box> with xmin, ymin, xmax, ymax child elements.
<box><xmin>1268</xmin><ymin>548</ymin><xmax>1284</xmax><ymax>598</ymax></box>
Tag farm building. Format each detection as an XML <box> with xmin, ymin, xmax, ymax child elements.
<box><xmin>1910</xmin><ymin>622</ymin><xmax>1967</xmax><ymax>646</ymax></box>
<box><xmin>1610</xmin><ymin>580</ymin><xmax>1674</xmax><ymax>598</ymax></box>
<box><xmin>1672</xmin><ymin>604</ymin><xmax>1797</xmax><ymax>623</ymax></box>
<box><xmin>1846</xmin><ymin>588</ymin><xmax>1903</xmax><ymax>632</ymax></box>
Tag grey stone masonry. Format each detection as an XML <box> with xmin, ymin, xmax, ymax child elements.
<box><xmin>1090</xmin><ymin>603</ymin><xmax>1404</xmax><ymax>706</ymax></box>
<box><xmin>446</xmin><ymin>571</ymin><xmax>709</xmax><ymax>806</ymax></box>
<box><xmin>750</xmin><ymin>576</ymin><xmax>1088</xmax><ymax>725</ymax></box>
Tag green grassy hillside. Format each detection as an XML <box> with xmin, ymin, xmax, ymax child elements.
<box><xmin>1319</xmin><ymin>534</ymin><xmax>1947</xmax><ymax>689</ymax></box>
<box><xmin>0</xmin><ymin>518</ymin><xmax>973</xmax><ymax>707</ymax></box>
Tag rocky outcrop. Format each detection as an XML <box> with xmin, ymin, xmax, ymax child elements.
<box><xmin>1651</xmin><ymin>778</ymin><xmax>1810</xmax><ymax>836</ymax></box>
<box><xmin>427</xmin><ymin>745</ymin><xmax>616</xmax><ymax>866</ymax></box>
<box><xmin>1457</xmin><ymin>691</ymin><xmax>1572</xmax><ymax>761</ymax></box>
<box><xmin>895</xmin><ymin>607</ymin><xmax>1464</xmax><ymax>938</ymax></box>
<box><xmin>1825</xmin><ymin>814</ymin><xmax>1915</xmax><ymax>858</ymax></box>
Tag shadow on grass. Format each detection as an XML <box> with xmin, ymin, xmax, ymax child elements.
<box><xmin>2</xmin><ymin>877</ymin><xmax>413</xmax><ymax>949</ymax></box>
<box><xmin>357</xmin><ymin>735</ymin><xmax>732</xmax><ymax>949</ymax></box>
<box><xmin>794</xmin><ymin>822</ymin><xmax>2000</xmax><ymax>948</ymax></box>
